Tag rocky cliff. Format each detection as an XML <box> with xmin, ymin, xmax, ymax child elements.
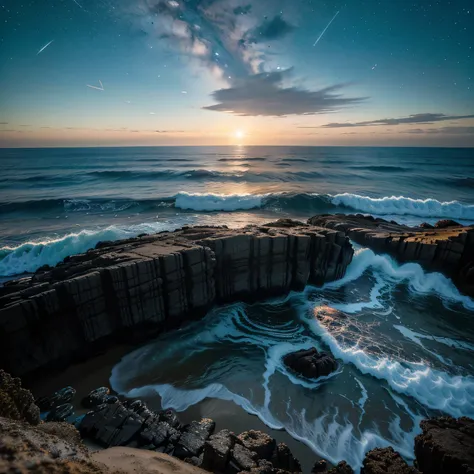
<box><xmin>309</xmin><ymin>214</ymin><xmax>474</xmax><ymax>296</ymax></box>
<box><xmin>0</xmin><ymin>221</ymin><xmax>353</xmax><ymax>378</ymax></box>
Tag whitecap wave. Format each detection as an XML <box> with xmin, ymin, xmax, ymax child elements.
<box><xmin>175</xmin><ymin>191</ymin><xmax>264</xmax><ymax>211</ymax></box>
<box><xmin>331</xmin><ymin>193</ymin><xmax>474</xmax><ymax>220</ymax></box>
<box><xmin>0</xmin><ymin>221</ymin><xmax>182</xmax><ymax>276</ymax></box>
<box><xmin>323</xmin><ymin>247</ymin><xmax>474</xmax><ymax>311</ymax></box>
<box><xmin>305</xmin><ymin>305</ymin><xmax>474</xmax><ymax>418</ymax></box>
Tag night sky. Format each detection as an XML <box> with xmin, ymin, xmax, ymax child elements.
<box><xmin>0</xmin><ymin>0</ymin><xmax>473</xmax><ymax>147</ymax></box>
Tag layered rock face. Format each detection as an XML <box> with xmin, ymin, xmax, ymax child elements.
<box><xmin>309</xmin><ymin>214</ymin><xmax>474</xmax><ymax>296</ymax></box>
<box><xmin>0</xmin><ymin>221</ymin><xmax>353</xmax><ymax>378</ymax></box>
<box><xmin>414</xmin><ymin>416</ymin><xmax>474</xmax><ymax>474</ymax></box>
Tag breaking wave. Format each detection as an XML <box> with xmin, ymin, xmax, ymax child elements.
<box><xmin>331</xmin><ymin>193</ymin><xmax>474</xmax><ymax>219</ymax></box>
<box><xmin>110</xmin><ymin>246</ymin><xmax>474</xmax><ymax>472</ymax></box>
<box><xmin>0</xmin><ymin>221</ymin><xmax>185</xmax><ymax>276</ymax></box>
<box><xmin>3</xmin><ymin>192</ymin><xmax>473</xmax><ymax>220</ymax></box>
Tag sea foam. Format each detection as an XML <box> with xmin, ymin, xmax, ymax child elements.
<box><xmin>0</xmin><ymin>222</ymin><xmax>182</xmax><ymax>276</ymax></box>
<box><xmin>330</xmin><ymin>193</ymin><xmax>474</xmax><ymax>219</ymax></box>
<box><xmin>175</xmin><ymin>192</ymin><xmax>264</xmax><ymax>211</ymax></box>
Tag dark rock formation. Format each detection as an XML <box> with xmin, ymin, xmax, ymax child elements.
<box><xmin>238</xmin><ymin>430</ymin><xmax>276</xmax><ymax>460</ymax></box>
<box><xmin>414</xmin><ymin>416</ymin><xmax>474</xmax><ymax>474</ymax></box>
<box><xmin>46</xmin><ymin>402</ymin><xmax>75</xmax><ymax>422</ymax></box>
<box><xmin>309</xmin><ymin>214</ymin><xmax>474</xmax><ymax>296</ymax></box>
<box><xmin>82</xmin><ymin>387</ymin><xmax>111</xmax><ymax>408</ymax></box>
<box><xmin>271</xmin><ymin>443</ymin><xmax>302</xmax><ymax>472</ymax></box>
<box><xmin>361</xmin><ymin>447</ymin><xmax>420</xmax><ymax>473</ymax></box>
<box><xmin>37</xmin><ymin>386</ymin><xmax>77</xmax><ymax>412</ymax></box>
<box><xmin>0</xmin><ymin>369</ymin><xmax>40</xmax><ymax>425</ymax></box>
<box><xmin>175</xmin><ymin>419</ymin><xmax>216</xmax><ymax>459</ymax></box>
<box><xmin>201</xmin><ymin>429</ymin><xmax>236</xmax><ymax>471</ymax></box>
<box><xmin>0</xmin><ymin>223</ymin><xmax>353</xmax><ymax>378</ymax></box>
<box><xmin>231</xmin><ymin>442</ymin><xmax>259</xmax><ymax>471</ymax></box>
<box><xmin>0</xmin><ymin>416</ymin><xmax>116</xmax><ymax>473</ymax></box>
<box><xmin>283</xmin><ymin>347</ymin><xmax>337</xmax><ymax>379</ymax></box>
<box><xmin>434</xmin><ymin>219</ymin><xmax>462</xmax><ymax>229</ymax></box>
<box><xmin>312</xmin><ymin>460</ymin><xmax>354</xmax><ymax>474</ymax></box>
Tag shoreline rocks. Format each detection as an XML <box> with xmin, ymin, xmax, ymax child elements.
<box><xmin>0</xmin><ymin>221</ymin><xmax>353</xmax><ymax>379</ymax></box>
<box><xmin>309</xmin><ymin>214</ymin><xmax>474</xmax><ymax>296</ymax></box>
<box><xmin>283</xmin><ymin>347</ymin><xmax>338</xmax><ymax>380</ymax></box>
<box><xmin>2</xmin><ymin>373</ymin><xmax>474</xmax><ymax>473</ymax></box>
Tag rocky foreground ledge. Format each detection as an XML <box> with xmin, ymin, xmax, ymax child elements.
<box><xmin>0</xmin><ymin>221</ymin><xmax>353</xmax><ymax>378</ymax></box>
<box><xmin>1</xmin><ymin>370</ymin><xmax>474</xmax><ymax>474</ymax></box>
<box><xmin>310</xmin><ymin>215</ymin><xmax>474</xmax><ymax>296</ymax></box>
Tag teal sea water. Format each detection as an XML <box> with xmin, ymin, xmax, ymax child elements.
<box><xmin>1</xmin><ymin>146</ymin><xmax>474</xmax><ymax>472</ymax></box>
<box><xmin>1</xmin><ymin>146</ymin><xmax>474</xmax><ymax>276</ymax></box>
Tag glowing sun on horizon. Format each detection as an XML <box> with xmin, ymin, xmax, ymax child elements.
<box><xmin>234</xmin><ymin>130</ymin><xmax>245</xmax><ymax>139</ymax></box>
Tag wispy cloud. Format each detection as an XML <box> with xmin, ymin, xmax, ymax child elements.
<box><xmin>401</xmin><ymin>126</ymin><xmax>474</xmax><ymax>134</ymax></box>
<box><xmin>203</xmin><ymin>69</ymin><xmax>365</xmax><ymax>116</ymax></box>
<box><xmin>317</xmin><ymin>113</ymin><xmax>474</xmax><ymax>128</ymax></box>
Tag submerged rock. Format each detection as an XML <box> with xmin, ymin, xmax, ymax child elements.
<box><xmin>283</xmin><ymin>347</ymin><xmax>337</xmax><ymax>379</ymax></box>
<box><xmin>414</xmin><ymin>416</ymin><xmax>474</xmax><ymax>474</ymax></box>
<box><xmin>362</xmin><ymin>447</ymin><xmax>419</xmax><ymax>474</ymax></box>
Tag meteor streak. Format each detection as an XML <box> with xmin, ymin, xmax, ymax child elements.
<box><xmin>87</xmin><ymin>81</ymin><xmax>104</xmax><ymax>91</ymax></box>
<box><xmin>37</xmin><ymin>40</ymin><xmax>54</xmax><ymax>55</ymax></box>
<box><xmin>313</xmin><ymin>11</ymin><xmax>340</xmax><ymax>47</ymax></box>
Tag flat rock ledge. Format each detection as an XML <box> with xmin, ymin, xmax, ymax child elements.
<box><xmin>309</xmin><ymin>214</ymin><xmax>474</xmax><ymax>296</ymax></box>
<box><xmin>0</xmin><ymin>220</ymin><xmax>353</xmax><ymax>378</ymax></box>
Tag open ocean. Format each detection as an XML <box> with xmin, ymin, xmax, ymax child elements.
<box><xmin>2</xmin><ymin>145</ymin><xmax>474</xmax><ymax>472</ymax></box>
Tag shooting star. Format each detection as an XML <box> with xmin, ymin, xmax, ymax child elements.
<box><xmin>87</xmin><ymin>80</ymin><xmax>104</xmax><ymax>91</ymax></box>
<box><xmin>37</xmin><ymin>40</ymin><xmax>54</xmax><ymax>55</ymax></box>
<box><xmin>313</xmin><ymin>11</ymin><xmax>340</xmax><ymax>47</ymax></box>
<box><xmin>72</xmin><ymin>0</ymin><xmax>84</xmax><ymax>8</ymax></box>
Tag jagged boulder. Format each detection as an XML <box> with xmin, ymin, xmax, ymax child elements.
<box><xmin>46</xmin><ymin>403</ymin><xmax>75</xmax><ymax>422</ymax></box>
<box><xmin>361</xmin><ymin>447</ymin><xmax>419</xmax><ymax>473</ymax></box>
<box><xmin>79</xmin><ymin>402</ymin><xmax>145</xmax><ymax>447</ymax></box>
<box><xmin>414</xmin><ymin>416</ymin><xmax>474</xmax><ymax>474</ymax></box>
<box><xmin>0</xmin><ymin>369</ymin><xmax>40</xmax><ymax>425</ymax></box>
<box><xmin>82</xmin><ymin>387</ymin><xmax>113</xmax><ymax>408</ymax></box>
<box><xmin>175</xmin><ymin>419</ymin><xmax>216</xmax><ymax>459</ymax></box>
<box><xmin>312</xmin><ymin>460</ymin><xmax>354</xmax><ymax>474</ymax></box>
<box><xmin>230</xmin><ymin>443</ymin><xmax>259</xmax><ymax>471</ymax></box>
<box><xmin>238</xmin><ymin>430</ymin><xmax>276</xmax><ymax>460</ymax></box>
<box><xmin>36</xmin><ymin>386</ymin><xmax>76</xmax><ymax>412</ymax></box>
<box><xmin>271</xmin><ymin>443</ymin><xmax>302</xmax><ymax>472</ymax></box>
<box><xmin>283</xmin><ymin>348</ymin><xmax>337</xmax><ymax>379</ymax></box>
<box><xmin>201</xmin><ymin>429</ymin><xmax>236</xmax><ymax>471</ymax></box>
<box><xmin>434</xmin><ymin>219</ymin><xmax>462</xmax><ymax>229</ymax></box>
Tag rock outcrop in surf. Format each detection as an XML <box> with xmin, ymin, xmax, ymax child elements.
<box><xmin>0</xmin><ymin>221</ymin><xmax>353</xmax><ymax>378</ymax></box>
<box><xmin>283</xmin><ymin>347</ymin><xmax>338</xmax><ymax>379</ymax></box>
<box><xmin>309</xmin><ymin>214</ymin><xmax>474</xmax><ymax>296</ymax></box>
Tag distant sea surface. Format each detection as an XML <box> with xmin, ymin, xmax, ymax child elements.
<box><xmin>1</xmin><ymin>146</ymin><xmax>473</xmax><ymax>277</ymax></box>
<box><xmin>2</xmin><ymin>146</ymin><xmax>474</xmax><ymax>473</ymax></box>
